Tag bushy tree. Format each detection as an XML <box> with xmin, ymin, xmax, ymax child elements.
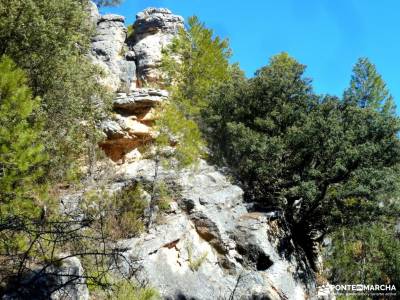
<box><xmin>155</xmin><ymin>102</ymin><xmax>205</xmax><ymax>168</ymax></box>
<box><xmin>0</xmin><ymin>55</ymin><xmax>47</xmax><ymax>294</ymax></box>
<box><xmin>158</xmin><ymin>14</ymin><xmax>233</xmax><ymax>166</ymax></box>
<box><xmin>326</xmin><ymin>223</ymin><xmax>400</xmax><ymax>288</ymax></box>
<box><xmin>0</xmin><ymin>0</ymin><xmax>111</xmax><ymax>181</ymax></box>
<box><xmin>162</xmin><ymin>15</ymin><xmax>231</xmax><ymax>118</ymax></box>
<box><xmin>205</xmin><ymin>53</ymin><xmax>400</xmax><ymax>265</ymax></box>
<box><xmin>205</xmin><ymin>52</ymin><xmax>316</xmax><ymax>205</ymax></box>
<box><xmin>0</xmin><ymin>56</ymin><xmax>46</xmax><ymax>217</ymax></box>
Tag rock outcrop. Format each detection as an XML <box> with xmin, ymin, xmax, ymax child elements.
<box><xmin>89</xmin><ymin>6</ymin><xmax>183</xmax><ymax>92</ymax></box>
<box><xmin>100</xmin><ymin>88</ymin><xmax>168</xmax><ymax>162</ymax></box>
<box><xmin>113</xmin><ymin>160</ymin><xmax>318</xmax><ymax>300</ymax></box>
<box><xmin>89</xmin><ymin>4</ymin><xmax>182</xmax><ymax>163</ymax></box>
<box><xmin>90</xmin><ymin>13</ymin><xmax>134</xmax><ymax>92</ymax></box>
<box><xmin>50</xmin><ymin>257</ymin><xmax>89</xmax><ymax>300</ymax></box>
<box><xmin>3</xmin><ymin>256</ymin><xmax>89</xmax><ymax>300</ymax></box>
<box><xmin>132</xmin><ymin>8</ymin><xmax>184</xmax><ymax>85</ymax></box>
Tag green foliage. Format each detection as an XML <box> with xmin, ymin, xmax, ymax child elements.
<box><xmin>205</xmin><ymin>52</ymin><xmax>400</xmax><ymax>263</ymax></box>
<box><xmin>205</xmin><ymin>52</ymin><xmax>315</xmax><ymax>205</ymax></box>
<box><xmin>0</xmin><ymin>56</ymin><xmax>46</xmax><ymax>217</ymax></box>
<box><xmin>83</xmin><ymin>185</ymin><xmax>147</xmax><ymax>240</ymax></box>
<box><xmin>187</xmin><ymin>243</ymin><xmax>208</xmax><ymax>272</ymax></box>
<box><xmin>155</xmin><ymin>103</ymin><xmax>205</xmax><ymax>168</ymax></box>
<box><xmin>0</xmin><ymin>0</ymin><xmax>111</xmax><ymax>181</ymax></box>
<box><xmin>162</xmin><ymin>15</ymin><xmax>231</xmax><ymax>118</ymax></box>
<box><xmin>154</xmin><ymin>181</ymin><xmax>173</xmax><ymax>212</ymax></box>
<box><xmin>326</xmin><ymin>223</ymin><xmax>400</xmax><ymax>287</ymax></box>
<box><xmin>344</xmin><ymin>57</ymin><xmax>395</xmax><ymax>113</ymax></box>
<box><xmin>157</xmin><ymin>15</ymin><xmax>233</xmax><ymax>168</ymax></box>
<box><xmin>111</xmin><ymin>281</ymin><xmax>159</xmax><ymax>300</ymax></box>
<box><xmin>108</xmin><ymin>186</ymin><xmax>147</xmax><ymax>238</ymax></box>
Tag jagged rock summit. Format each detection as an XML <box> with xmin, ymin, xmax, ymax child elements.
<box><xmin>132</xmin><ymin>8</ymin><xmax>184</xmax><ymax>84</ymax></box>
<box><xmin>89</xmin><ymin>6</ymin><xmax>183</xmax><ymax>93</ymax></box>
<box><xmin>89</xmin><ymin>6</ymin><xmax>183</xmax><ymax>163</ymax></box>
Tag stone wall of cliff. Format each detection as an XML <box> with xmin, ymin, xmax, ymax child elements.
<box><xmin>89</xmin><ymin>6</ymin><xmax>183</xmax><ymax>163</ymax></box>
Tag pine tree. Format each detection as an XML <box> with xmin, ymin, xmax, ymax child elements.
<box><xmin>155</xmin><ymin>15</ymin><xmax>233</xmax><ymax>168</ymax></box>
<box><xmin>158</xmin><ymin>15</ymin><xmax>232</xmax><ymax>167</ymax></box>
<box><xmin>0</xmin><ymin>56</ymin><xmax>45</xmax><ymax>216</ymax></box>
<box><xmin>0</xmin><ymin>0</ymin><xmax>111</xmax><ymax>181</ymax></box>
<box><xmin>326</xmin><ymin>223</ymin><xmax>400</xmax><ymax>288</ymax></box>
<box><xmin>344</xmin><ymin>57</ymin><xmax>395</xmax><ymax>113</ymax></box>
<box><xmin>162</xmin><ymin>15</ymin><xmax>231</xmax><ymax>118</ymax></box>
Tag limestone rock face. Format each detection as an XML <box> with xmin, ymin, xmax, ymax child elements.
<box><xmin>89</xmin><ymin>5</ymin><xmax>182</xmax><ymax>93</ymax></box>
<box><xmin>116</xmin><ymin>160</ymin><xmax>319</xmax><ymax>300</ymax></box>
<box><xmin>2</xmin><ymin>256</ymin><xmax>89</xmax><ymax>300</ymax></box>
<box><xmin>113</xmin><ymin>88</ymin><xmax>168</xmax><ymax>114</ymax></box>
<box><xmin>50</xmin><ymin>257</ymin><xmax>89</xmax><ymax>300</ymax></box>
<box><xmin>99</xmin><ymin>88</ymin><xmax>167</xmax><ymax>163</ymax></box>
<box><xmin>90</xmin><ymin>12</ymin><xmax>133</xmax><ymax>92</ymax></box>
<box><xmin>87</xmin><ymin>1</ymin><xmax>100</xmax><ymax>24</ymax></box>
<box><xmin>90</xmin><ymin>3</ymin><xmax>181</xmax><ymax>161</ymax></box>
<box><xmin>132</xmin><ymin>8</ymin><xmax>184</xmax><ymax>85</ymax></box>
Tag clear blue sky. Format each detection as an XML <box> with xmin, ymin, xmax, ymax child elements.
<box><xmin>102</xmin><ymin>0</ymin><xmax>400</xmax><ymax>111</ymax></box>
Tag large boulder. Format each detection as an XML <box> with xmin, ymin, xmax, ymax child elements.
<box><xmin>2</xmin><ymin>256</ymin><xmax>89</xmax><ymax>300</ymax></box>
<box><xmin>50</xmin><ymin>257</ymin><xmax>89</xmax><ymax>300</ymax></box>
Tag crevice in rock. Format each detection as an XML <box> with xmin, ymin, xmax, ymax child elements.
<box><xmin>255</xmin><ymin>252</ymin><xmax>273</xmax><ymax>271</ymax></box>
<box><xmin>170</xmin><ymin>292</ymin><xmax>199</xmax><ymax>300</ymax></box>
<box><xmin>148</xmin><ymin>249</ymin><xmax>158</xmax><ymax>255</ymax></box>
<box><xmin>192</xmin><ymin>217</ymin><xmax>227</xmax><ymax>255</ymax></box>
<box><xmin>148</xmin><ymin>238</ymin><xmax>181</xmax><ymax>257</ymax></box>
<box><xmin>163</xmin><ymin>239</ymin><xmax>180</xmax><ymax>249</ymax></box>
<box><xmin>236</xmin><ymin>244</ymin><xmax>273</xmax><ymax>271</ymax></box>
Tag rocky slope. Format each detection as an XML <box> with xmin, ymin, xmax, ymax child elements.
<box><xmin>114</xmin><ymin>160</ymin><xmax>317</xmax><ymax>299</ymax></box>
<box><xmin>56</xmin><ymin>3</ymin><xmax>335</xmax><ymax>299</ymax></box>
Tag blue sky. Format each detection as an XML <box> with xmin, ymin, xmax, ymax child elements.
<box><xmin>102</xmin><ymin>0</ymin><xmax>400</xmax><ymax>111</ymax></box>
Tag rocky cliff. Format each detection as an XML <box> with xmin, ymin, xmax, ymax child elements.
<box><xmin>114</xmin><ymin>160</ymin><xmax>317</xmax><ymax>299</ymax></box>
<box><xmin>89</xmin><ymin>4</ymin><xmax>183</xmax><ymax>163</ymax></box>
<box><xmin>56</xmin><ymin>3</ymin><xmax>334</xmax><ymax>299</ymax></box>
